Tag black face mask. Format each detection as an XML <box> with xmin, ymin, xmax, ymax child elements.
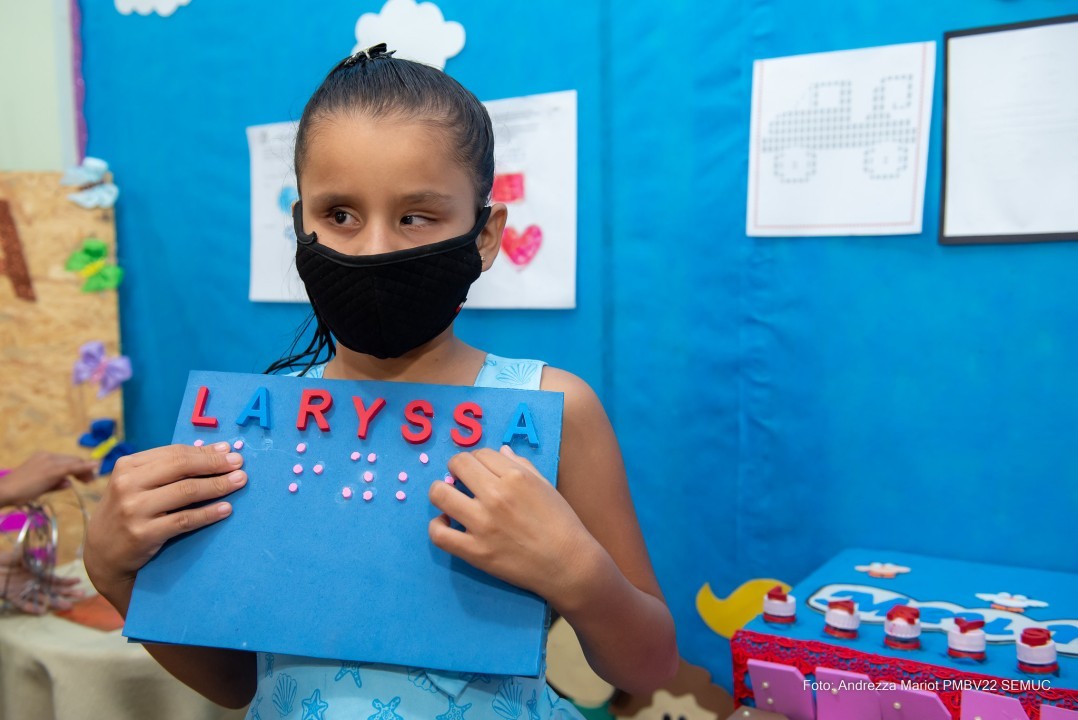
<box><xmin>293</xmin><ymin>202</ymin><xmax>490</xmax><ymax>359</ymax></box>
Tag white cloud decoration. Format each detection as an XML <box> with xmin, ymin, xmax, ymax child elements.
<box><xmin>975</xmin><ymin>592</ymin><xmax>1049</xmax><ymax>610</ymax></box>
<box><xmin>114</xmin><ymin>0</ymin><xmax>191</xmax><ymax>17</ymax></box>
<box><xmin>353</xmin><ymin>0</ymin><xmax>465</xmax><ymax>70</ymax></box>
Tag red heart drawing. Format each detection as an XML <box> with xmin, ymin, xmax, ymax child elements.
<box><xmin>501</xmin><ymin>225</ymin><xmax>542</xmax><ymax>268</ymax></box>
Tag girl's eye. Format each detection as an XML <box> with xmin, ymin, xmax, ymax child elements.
<box><xmin>333</xmin><ymin>210</ymin><xmax>353</xmax><ymax>225</ymax></box>
<box><xmin>401</xmin><ymin>215</ymin><xmax>433</xmax><ymax>227</ymax></box>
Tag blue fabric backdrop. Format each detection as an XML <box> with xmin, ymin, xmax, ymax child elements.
<box><xmin>82</xmin><ymin>0</ymin><xmax>1078</xmax><ymax>692</ymax></box>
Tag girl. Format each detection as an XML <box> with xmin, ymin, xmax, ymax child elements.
<box><xmin>85</xmin><ymin>45</ymin><xmax>677</xmax><ymax>718</ymax></box>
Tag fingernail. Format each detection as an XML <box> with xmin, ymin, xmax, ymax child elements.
<box><xmin>228</xmin><ymin>470</ymin><xmax>246</xmax><ymax>485</ymax></box>
<box><xmin>500</xmin><ymin>444</ymin><xmax>516</xmax><ymax>455</ymax></box>
<box><xmin>213</xmin><ymin>442</ymin><xmax>230</xmax><ymax>452</ymax></box>
<box><xmin>226</xmin><ymin>452</ymin><xmax>243</xmax><ymax>466</ymax></box>
<box><xmin>216</xmin><ymin>503</ymin><xmax>232</xmax><ymax>517</ymax></box>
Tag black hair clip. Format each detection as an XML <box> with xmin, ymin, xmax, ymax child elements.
<box><xmin>337</xmin><ymin>43</ymin><xmax>395</xmax><ymax>71</ymax></box>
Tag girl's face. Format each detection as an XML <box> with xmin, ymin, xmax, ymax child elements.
<box><xmin>298</xmin><ymin>113</ymin><xmax>505</xmax><ymax>261</ymax></box>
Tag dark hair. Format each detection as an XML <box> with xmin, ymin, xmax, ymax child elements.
<box><xmin>265</xmin><ymin>48</ymin><xmax>495</xmax><ymax>376</ymax></box>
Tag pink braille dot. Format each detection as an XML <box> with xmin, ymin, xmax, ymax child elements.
<box><xmin>367</xmin><ymin>452</ymin><xmax>377</xmax><ymax>463</ymax></box>
<box><xmin>342</xmin><ymin>487</ymin><xmax>353</xmax><ymax>499</ymax></box>
<box><xmin>363</xmin><ymin>490</ymin><xmax>373</xmax><ymax>501</ymax></box>
<box><xmin>350</xmin><ymin>451</ymin><xmax>360</xmax><ymax>461</ymax></box>
<box><xmin>396</xmin><ymin>490</ymin><xmax>406</xmax><ymax>501</ymax></box>
<box><xmin>296</xmin><ymin>443</ymin><xmax>307</xmax><ymax>453</ymax></box>
<box><xmin>419</xmin><ymin>453</ymin><xmax>429</xmax><ymax>464</ymax></box>
<box><xmin>398</xmin><ymin>471</ymin><xmax>408</xmax><ymax>482</ymax></box>
<box><xmin>233</xmin><ymin>440</ymin><xmax>244</xmax><ymax>450</ymax></box>
<box><xmin>444</xmin><ymin>474</ymin><xmax>455</xmax><ymax>485</ymax></box>
<box><xmin>363</xmin><ymin>471</ymin><xmax>374</xmax><ymax>482</ymax></box>
<box><xmin>193</xmin><ymin>439</ymin><xmax>204</xmax><ymax>447</ymax></box>
<box><xmin>293</xmin><ymin>464</ymin><xmax>303</xmax><ymax>474</ymax></box>
<box><xmin>313</xmin><ymin>463</ymin><xmax>324</xmax><ymax>475</ymax></box>
<box><xmin>288</xmin><ymin>482</ymin><xmax>298</xmax><ymax>493</ymax></box>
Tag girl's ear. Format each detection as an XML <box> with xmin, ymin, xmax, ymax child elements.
<box><xmin>477</xmin><ymin>203</ymin><xmax>507</xmax><ymax>272</ymax></box>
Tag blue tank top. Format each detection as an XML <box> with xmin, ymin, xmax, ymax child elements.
<box><xmin>247</xmin><ymin>354</ymin><xmax>583</xmax><ymax>720</ymax></box>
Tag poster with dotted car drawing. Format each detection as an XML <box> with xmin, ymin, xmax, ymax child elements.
<box><xmin>747</xmin><ymin>41</ymin><xmax>936</xmax><ymax>236</ymax></box>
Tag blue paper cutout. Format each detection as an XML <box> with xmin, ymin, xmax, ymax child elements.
<box><xmin>124</xmin><ymin>370</ymin><xmax>564</xmax><ymax>677</ymax></box>
<box><xmin>502</xmin><ymin>403</ymin><xmax>540</xmax><ymax>447</ymax></box>
<box><xmin>236</xmin><ymin>387</ymin><xmax>272</xmax><ymax>428</ymax></box>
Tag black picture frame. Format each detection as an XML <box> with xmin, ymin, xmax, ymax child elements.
<box><xmin>940</xmin><ymin>13</ymin><xmax>1078</xmax><ymax>246</ymax></box>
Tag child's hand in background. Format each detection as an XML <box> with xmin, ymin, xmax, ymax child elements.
<box><xmin>84</xmin><ymin>443</ymin><xmax>246</xmax><ymax>614</ymax></box>
<box><xmin>0</xmin><ymin>451</ymin><xmax>97</xmax><ymax>507</ymax></box>
<box><xmin>428</xmin><ymin>445</ymin><xmax>602</xmax><ymax>609</ymax></box>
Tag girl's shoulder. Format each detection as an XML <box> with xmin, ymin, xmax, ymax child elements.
<box><xmin>476</xmin><ymin>355</ymin><xmax>601</xmax><ymax>416</ymax></box>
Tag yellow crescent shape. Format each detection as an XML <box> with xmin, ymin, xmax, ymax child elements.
<box><xmin>695</xmin><ymin>578</ymin><xmax>791</xmax><ymax>639</ymax></box>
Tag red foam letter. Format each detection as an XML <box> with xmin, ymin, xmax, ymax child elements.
<box><xmin>450</xmin><ymin>401</ymin><xmax>483</xmax><ymax>447</ymax></box>
<box><xmin>401</xmin><ymin>400</ymin><xmax>433</xmax><ymax>444</ymax></box>
<box><xmin>190</xmin><ymin>385</ymin><xmax>219</xmax><ymax>427</ymax></box>
<box><xmin>352</xmin><ymin>396</ymin><xmax>386</xmax><ymax>439</ymax></box>
<box><xmin>296</xmin><ymin>388</ymin><xmax>333</xmax><ymax>431</ymax></box>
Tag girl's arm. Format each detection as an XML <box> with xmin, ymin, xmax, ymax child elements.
<box><xmin>429</xmin><ymin>369</ymin><xmax>679</xmax><ymax>695</ymax></box>
<box><xmin>85</xmin><ymin>444</ymin><xmax>257</xmax><ymax>709</ymax></box>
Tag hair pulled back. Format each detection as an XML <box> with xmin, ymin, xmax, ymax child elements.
<box><xmin>267</xmin><ymin>47</ymin><xmax>495</xmax><ymax>375</ymax></box>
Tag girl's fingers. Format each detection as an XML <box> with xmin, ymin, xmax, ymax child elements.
<box><xmin>428</xmin><ymin>513</ymin><xmax>479</xmax><ymax>561</ymax></box>
<box><xmin>445</xmin><ymin>451</ymin><xmax>499</xmax><ymax>496</ymax></box>
<box><xmin>143</xmin><ymin>470</ymin><xmax>247</xmax><ymax>516</ymax></box>
<box><xmin>498</xmin><ymin>444</ymin><xmax>541</xmax><ymax>474</ymax></box>
<box><xmin>428</xmin><ymin>479</ymin><xmax>479</xmax><ymax>527</ymax></box>
<box><xmin>145</xmin><ymin>501</ymin><xmax>233</xmax><ymax>546</ymax></box>
<box><xmin>119</xmin><ymin>444</ymin><xmax>242</xmax><ymax>490</ymax></box>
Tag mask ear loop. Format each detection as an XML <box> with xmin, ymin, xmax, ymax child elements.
<box><xmin>292</xmin><ymin>201</ymin><xmax>317</xmax><ymax>244</ymax></box>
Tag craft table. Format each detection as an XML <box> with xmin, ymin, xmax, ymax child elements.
<box><xmin>732</xmin><ymin>549</ymin><xmax>1078</xmax><ymax>719</ymax></box>
<box><xmin>0</xmin><ymin>562</ymin><xmax>246</xmax><ymax>720</ymax></box>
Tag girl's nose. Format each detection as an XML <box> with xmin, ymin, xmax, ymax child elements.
<box><xmin>355</xmin><ymin>219</ymin><xmax>400</xmax><ymax>255</ymax></box>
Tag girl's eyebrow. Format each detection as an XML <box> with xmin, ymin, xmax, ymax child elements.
<box><xmin>309</xmin><ymin>192</ymin><xmax>356</xmax><ymax>207</ymax></box>
<box><xmin>400</xmin><ymin>191</ymin><xmax>453</xmax><ymax>206</ymax></box>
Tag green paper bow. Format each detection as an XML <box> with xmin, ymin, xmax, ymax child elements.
<box><xmin>65</xmin><ymin>238</ymin><xmax>124</xmax><ymax>292</ymax></box>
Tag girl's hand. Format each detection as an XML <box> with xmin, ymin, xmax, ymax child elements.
<box><xmin>428</xmin><ymin>445</ymin><xmax>601</xmax><ymax>608</ymax></box>
<box><xmin>0</xmin><ymin>451</ymin><xmax>97</xmax><ymax>507</ymax></box>
<box><xmin>84</xmin><ymin>443</ymin><xmax>246</xmax><ymax>613</ymax></box>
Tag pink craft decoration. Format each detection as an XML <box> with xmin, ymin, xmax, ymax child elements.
<box><xmin>878</xmin><ymin>686</ymin><xmax>950</xmax><ymax>720</ymax></box>
<box><xmin>746</xmin><ymin>659</ymin><xmax>816</xmax><ymax>720</ymax></box>
<box><xmin>351</xmin><ymin>451</ymin><xmax>360</xmax><ymax>461</ymax></box>
<box><xmin>444</xmin><ymin>474</ymin><xmax>455</xmax><ymax>485</ymax></box>
<box><xmin>288</xmin><ymin>483</ymin><xmax>298</xmax><ymax>493</ymax></box>
<box><xmin>396</xmin><ymin>490</ymin><xmax>406</xmax><ymax>501</ymax></box>
<box><xmin>501</xmin><ymin>225</ymin><xmax>543</xmax><ymax>267</ymax></box>
<box><xmin>815</xmin><ymin>667</ymin><xmax>881</xmax><ymax>720</ymax></box>
<box><xmin>398</xmin><ymin>472</ymin><xmax>408</xmax><ymax>482</ymax></box>
<box><xmin>193</xmin><ymin>439</ymin><xmax>204</xmax><ymax>447</ymax></box>
<box><xmin>292</xmin><ymin>464</ymin><xmax>303</xmax><ymax>474</ymax></box>
<box><xmin>342</xmin><ymin>487</ymin><xmax>352</xmax><ymax>499</ymax></box>
<box><xmin>419</xmin><ymin>452</ymin><xmax>429</xmax><ymax>464</ymax></box>
<box><xmin>233</xmin><ymin>441</ymin><xmax>244</xmax><ymax>450</ymax></box>
<box><xmin>960</xmin><ymin>689</ymin><xmax>1030</xmax><ymax>720</ymax></box>
<box><xmin>363</xmin><ymin>490</ymin><xmax>373</xmax><ymax>501</ymax></box>
<box><xmin>363</xmin><ymin>471</ymin><xmax>374</xmax><ymax>482</ymax></box>
<box><xmin>296</xmin><ymin>443</ymin><xmax>307</xmax><ymax>453</ymax></box>
<box><xmin>313</xmin><ymin>464</ymin><xmax>324</xmax><ymax>475</ymax></box>
<box><xmin>367</xmin><ymin>453</ymin><xmax>377</xmax><ymax>463</ymax></box>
